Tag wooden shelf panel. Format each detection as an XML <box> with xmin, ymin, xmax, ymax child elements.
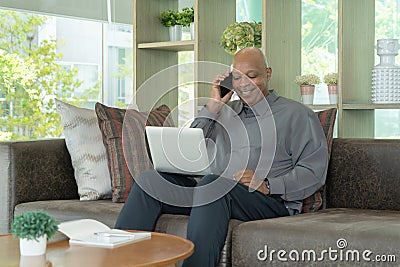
<box><xmin>306</xmin><ymin>104</ymin><xmax>338</xmax><ymax>110</ymax></box>
<box><xmin>138</xmin><ymin>40</ymin><xmax>195</xmax><ymax>51</ymax></box>
<box><xmin>342</xmin><ymin>103</ymin><xmax>400</xmax><ymax>110</ymax></box>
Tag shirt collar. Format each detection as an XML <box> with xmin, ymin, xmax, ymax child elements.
<box><xmin>233</xmin><ymin>90</ymin><xmax>277</xmax><ymax>117</ymax></box>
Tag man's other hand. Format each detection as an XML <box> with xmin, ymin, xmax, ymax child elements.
<box><xmin>233</xmin><ymin>169</ymin><xmax>270</xmax><ymax>195</ymax></box>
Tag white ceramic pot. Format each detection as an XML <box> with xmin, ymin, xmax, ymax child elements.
<box><xmin>20</xmin><ymin>255</ymin><xmax>46</xmax><ymax>267</ymax></box>
<box><xmin>329</xmin><ymin>94</ymin><xmax>338</xmax><ymax>104</ymax></box>
<box><xmin>327</xmin><ymin>84</ymin><xmax>338</xmax><ymax>104</ymax></box>
<box><xmin>169</xmin><ymin>25</ymin><xmax>182</xmax><ymax>41</ymax></box>
<box><xmin>19</xmin><ymin>235</ymin><xmax>47</xmax><ymax>256</ymax></box>
<box><xmin>190</xmin><ymin>22</ymin><xmax>195</xmax><ymax>40</ymax></box>
<box><xmin>371</xmin><ymin>39</ymin><xmax>400</xmax><ymax>103</ymax></box>
<box><xmin>300</xmin><ymin>85</ymin><xmax>315</xmax><ymax>105</ymax></box>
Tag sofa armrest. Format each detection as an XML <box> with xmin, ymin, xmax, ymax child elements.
<box><xmin>0</xmin><ymin>139</ymin><xmax>78</xmax><ymax>233</ymax></box>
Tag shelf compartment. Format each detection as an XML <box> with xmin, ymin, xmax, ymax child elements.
<box><xmin>138</xmin><ymin>40</ymin><xmax>195</xmax><ymax>51</ymax></box>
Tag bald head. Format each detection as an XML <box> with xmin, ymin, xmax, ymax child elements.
<box><xmin>233</xmin><ymin>47</ymin><xmax>268</xmax><ymax>70</ymax></box>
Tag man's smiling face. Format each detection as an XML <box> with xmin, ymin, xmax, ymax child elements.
<box><xmin>232</xmin><ymin>48</ymin><xmax>272</xmax><ymax>106</ymax></box>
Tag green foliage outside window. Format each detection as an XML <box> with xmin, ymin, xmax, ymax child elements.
<box><xmin>301</xmin><ymin>0</ymin><xmax>338</xmax><ymax>78</ymax></box>
<box><xmin>0</xmin><ymin>10</ymin><xmax>96</xmax><ymax>141</ymax></box>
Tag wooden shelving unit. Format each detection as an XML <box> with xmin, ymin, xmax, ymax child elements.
<box><xmin>306</xmin><ymin>104</ymin><xmax>338</xmax><ymax>110</ymax></box>
<box><xmin>263</xmin><ymin>0</ymin><xmax>398</xmax><ymax>138</ymax></box>
<box><xmin>138</xmin><ymin>40</ymin><xmax>195</xmax><ymax>51</ymax></box>
<box><xmin>133</xmin><ymin>0</ymin><xmax>236</xmax><ymax>119</ymax></box>
<box><xmin>342</xmin><ymin>103</ymin><xmax>400</xmax><ymax>110</ymax></box>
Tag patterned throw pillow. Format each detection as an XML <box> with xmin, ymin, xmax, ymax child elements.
<box><xmin>56</xmin><ymin>99</ymin><xmax>112</xmax><ymax>201</ymax></box>
<box><xmin>95</xmin><ymin>103</ymin><xmax>175</xmax><ymax>203</ymax></box>
<box><xmin>302</xmin><ymin>108</ymin><xmax>337</xmax><ymax>213</ymax></box>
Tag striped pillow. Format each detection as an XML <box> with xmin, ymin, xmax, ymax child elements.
<box><xmin>95</xmin><ymin>103</ymin><xmax>175</xmax><ymax>202</ymax></box>
<box><xmin>56</xmin><ymin>99</ymin><xmax>112</xmax><ymax>201</ymax></box>
<box><xmin>302</xmin><ymin>108</ymin><xmax>337</xmax><ymax>213</ymax></box>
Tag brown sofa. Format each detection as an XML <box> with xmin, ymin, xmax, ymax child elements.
<box><xmin>1</xmin><ymin>138</ymin><xmax>399</xmax><ymax>266</ymax></box>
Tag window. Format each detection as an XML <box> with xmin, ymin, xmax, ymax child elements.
<box><xmin>0</xmin><ymin>7</ymin><xmax>132</xmax><ymax>140</ymax></box>
<box><xmin>107</xmin><ymin>46</ymin><xmax>133</xmax><ymax>108</ymax></box>
<box><xmin>301</xmin><ymin>0</ymin><xmax>338</xmax><ymax>105</ymax></box>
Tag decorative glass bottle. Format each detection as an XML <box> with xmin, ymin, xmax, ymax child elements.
<box><xmin>371</xmin><ymin>39</ymin><xmax>400</xmax><ymax>103</ymax></box>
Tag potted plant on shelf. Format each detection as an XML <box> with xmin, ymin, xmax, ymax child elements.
<box><xmin>294</xmin><ymin>74</ymin><xmax>321</xmax><ymax>105</ymax></box>
<box><xmin>11</xmin><ymin>211</ymin><xmax>59</xmax><ymax>256</ymax></box>
<box><xmin>180</xmin><ymin>7</ymin><xmax>194</xmax><ymax>40</ymax></box>
<box><xmin>220</xmin><ymin>21</ymin><xmax>262</xmax><ymax>55</ymax></box>
<box><xmin>159</xmin><ymin>9</ymin><xmax>183</xmax><ymax>41</ymax></box>
<box><xmin>324</xmin><ymin>72</ymin><xmax>338</xmax><ymax>104</ymax></box>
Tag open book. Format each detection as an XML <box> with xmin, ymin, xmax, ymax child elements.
<box><xmin>58</xmin><ymin>219</ymin><xmax>151</xmax><ymax>248</ymax></box>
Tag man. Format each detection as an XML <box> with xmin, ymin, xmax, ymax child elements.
<box><xmin>115</xmin><ymin>47</ymin><xmax>328</xmax><ymax>267</ymax></box>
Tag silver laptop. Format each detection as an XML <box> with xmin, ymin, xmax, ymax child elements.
<box><xmin>145</xmin><ymin>126</ymin><xmax>212</xmax><ymax>176</ymax></box>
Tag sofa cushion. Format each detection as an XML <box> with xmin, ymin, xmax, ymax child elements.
<box><xmin>14</xmin><ymin>200</ymin><xmax>123</xmax><ymax>229</ymax></box>
<box><xmin>56</xmin><ymin>99</ymin><xmax>111</xmax><ymax>200</ymax></box>
<box><xmin>232</xmin><ymin>208</ymin><xmax>400</xmax><ymax>266</ymax></box>
<box><xmin>95</xmin><ymin>103</ymin><xmax>174</xmax><ymax>202</ymax></box>
<box><xmin>316</xmin><ymin>108</ymin><xmax>337</xmax><ymax>157</ymax></box>
<box><xmin>302</xmin><ymin>108</ymin><xmax>337</xmax><ymax>213</ymax></box>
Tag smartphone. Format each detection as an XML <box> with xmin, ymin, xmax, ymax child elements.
<box><xmin>220</xmin><ymin>72</ymin><xmax>233</xmax><ymax>98</ymax></box>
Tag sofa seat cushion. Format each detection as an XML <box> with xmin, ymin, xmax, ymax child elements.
<box><xmin>14</xmin><ymin>200</ymin><xmax>123</xmax><ymax>229</ymax></box>
<box><xmin>232</xmin><ymin>208</ymin><xmax>400</xmax><ymax>266</ymax></box>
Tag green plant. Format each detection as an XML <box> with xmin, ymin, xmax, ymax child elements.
<box><xmin>180</xmin><ymin>7</ymin><xmax>194</xmax><ymax>27</ymax></box>
<box><xmin>159</xmin><ymin>9</ymin><xmax>182</xmax><ymax>27</ymax></box>
<box><xmin>294</xmin><ymin>74</ymin><xmax>321</xmax><ymax>85</ymax></box>
<box><xmin>323</xmin><ymin>72</ymin><xmax>338</xmax><ymax>85</ymax></box>
<box><xmin>11</xmin><ymin>211</ymin><xmax>59</xmax><ymax>241</ymax></box>
<box><xmin>220</xmin><ymin>21</ymin><xmax>262</xmax><ymax>55</ymax></box>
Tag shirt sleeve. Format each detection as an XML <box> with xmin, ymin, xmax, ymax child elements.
<box><xmin>189</xmin><ymin>106</ymin><xmax>220</xmax><ymax>139</ymax></box>
<box><xmin>268</xmin><ymin>110</ymin><xmax>329</xmax><ymax>201</ymax></box>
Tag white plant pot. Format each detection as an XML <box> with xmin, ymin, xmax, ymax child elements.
<box><xmin>300</xmin><ymin>85</ymin><xmax>315</xmax><ymax>105</ymax></box>
<box><xmin>20</xmin><ymin>255</ymin><xmax>46</xmax><ymax>267</ymax></box>
<box><xmin>168</xmin><ymin>25</ymin><xmax>182</xmax><ymax>41</ymax></box>
<box><xmin>327</xmin><ymin>84</ymin><xmax>338</xmax><ymax>104</ymax></box>
<box><xmin>329</xmin><ymin>94</ymin><xmax>338</xmax><ymax>104</ymax></box>
<box><xmin>190</xmin><ymin>22</ymin><xmax>195</xmax><ymax>40</ymax></box>
<box><xmin>301</xmin><ymin>94</ymin><xmax>314</xmax><ymax>105</ymax></box>
<box><xmin>19</xmin><ymin>235</ymin><xmax>47</xmax><ymax>256</ymax></box>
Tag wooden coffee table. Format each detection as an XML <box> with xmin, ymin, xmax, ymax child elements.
<box><xmin>0</xmin><ymin>231</ymin><xmax>194</xmax><ymax>267</ymax></box>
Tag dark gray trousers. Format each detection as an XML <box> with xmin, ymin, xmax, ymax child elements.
<box><xmin>115</xmin><ymin>170</ymin><xmax>289</xmax><ymax>267</ymax></box>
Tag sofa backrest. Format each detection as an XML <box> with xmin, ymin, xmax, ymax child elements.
<box><xmin>326</xmin><ymin>138</ymin><xmax>400</xmax><ymax>211</ymax></box>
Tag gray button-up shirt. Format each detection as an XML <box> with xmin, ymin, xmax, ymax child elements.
<box><xmin>190</xmin><ymin>91</ymin><xmax>329</xmax><ymax>214</ymax></box>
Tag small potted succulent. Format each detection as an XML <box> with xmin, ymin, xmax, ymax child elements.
<box><xmin>11</xmin><ymin>211</ymin><xmax>59</xmax><ymax>256</ymax></box>
<box><xmin>294</xmin><ymin>74</ymin><xmax>321</xmax><ymax>86</ymax></box>
<box><xmin>294</xmin><ymin>74</ymin><xmax>321</xmax><ymax>105</ymax></box>
<box><xmin>220</xmin><ymin>21</ymin><xmax>262</xmax><ymax>55</ymax></box>
<box><xmin>323</xmin><ymin>72</ymin><xmax>338</xmax><ymax>104</ymax></box>
<box><xmin>159</xmin><ymin>9</ymin><xmax>183</xmax><ymax>41</ymax></box>
<box><xmin>180</xmin><ymin>7</ymin><xmax>194</xmax><ymax>40</ymax></box>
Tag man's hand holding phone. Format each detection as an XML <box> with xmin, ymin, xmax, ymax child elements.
<box><xmin>220</xmin><ymin>72</ymin><xmax>233</xmax><ymax>98</ymax></box>
<box><xmin>206</xmin><ymin>71</ymin><xmax>234</xmax><ymax>114</ymax></box>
